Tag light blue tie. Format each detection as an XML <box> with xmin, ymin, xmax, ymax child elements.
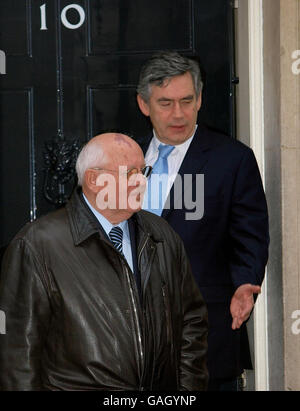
<box><xmin>109</xmin><ymin>226</ymin><xmax>123</xmax><ymax>254</ymax></box>
<box><xmin>145</xmin><ymin>144</ymin><xmax>175</xmax><ymax>216</ymax></box>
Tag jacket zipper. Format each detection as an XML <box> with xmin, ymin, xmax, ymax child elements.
<box><xmin>138</xmin><ymin>234</ymin><xmax>156</xmax><ymax>295</ymax></box>
<box><xmin>162</xmin><ymin>285</ymin><xmax>175</xmax><ymax>361</ymax></box>
<box><xmin>137</xmin><ymin>233</ymin><xmax>156</xmax><ymax>390</ymax></box>
<box><xmin>102</xmin><ymin>236</ymin><xmax>145</xmax><ymax>382</ymax></box>
<box><xmin>138</xmin><ymin>234</ymin><xmax>149</xmax><ymax>267</ymax></box>
<box><xmin>162</xmin><ymin>284</ymin><xmax>179</xmax><ymax>388</ymax></box>
<box><xmin>123</xmin><ymin>264</ymin><xmax>145</xmax><ymax>383</ymax></box>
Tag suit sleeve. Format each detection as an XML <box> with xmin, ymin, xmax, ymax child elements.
<box><xmin>178</xmin><ymin>238</ymin><xmax>209</xmax><ymax>391</ymax></box>
<box><xmin>229</xmin><ymin>148</ymin><xmax>269</xmax><ymax>289</ymax></box>
<box><xmin>0</xmin><ymin>238</ymin><xmax>51</xmax><ymax>391</ymax></box>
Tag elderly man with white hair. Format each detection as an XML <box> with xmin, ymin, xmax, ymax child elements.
<box><xmin>0</xmin><ymin>133</ymin><xmax>208</xmax><ymax>391</ymax></box>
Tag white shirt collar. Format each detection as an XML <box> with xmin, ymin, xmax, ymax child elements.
<box><xmin>82</xmin><ymin>193</ymin><xmax>130</xmax><ymax>241</ymax></box>
<box><xmin>152</xmin><ymin>124</ymin><xmax>198</xmax><ymax>154</ymax></box>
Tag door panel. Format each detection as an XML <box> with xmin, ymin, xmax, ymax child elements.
<box><xmin>87</xmin><ymin>0</ymin><xmax>193</xmax><ymax>53</ymax></box>
<box><xmin>0</xmin><ymin>90</ymin><xmax>33</xmax><ymax>246</ymax></box>
<box><xmin>0</xmin><ymin>0</ymin><xmax>32</xmax><ymax>57</ymax></box>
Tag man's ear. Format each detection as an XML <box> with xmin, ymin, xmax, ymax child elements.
<box><xmin>84</xmin><ymin>169</ymin><xmax>100</xmax><ymax>193</ymax></box>
<box><xmin>137</xmin><ymin>94</ymin><xmax>150</xmax><ymax>117</ymax></box>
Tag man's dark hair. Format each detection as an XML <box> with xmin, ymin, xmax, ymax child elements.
<box><xmin>137</xmin><ymin>51</ymin><xmax>203</xmax><ymax>102</ymax></box>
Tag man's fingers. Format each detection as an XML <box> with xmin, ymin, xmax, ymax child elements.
<box><xmin>251</xmin><ymin>285</ymin><xmax>261</xmax><ymax>294</ymax></box>
<box><xmin>230</xmin><ymin>284</ymin><xmax>261</xmax><ymax>330</ymax></box>
<box><xmin>232</xmin><ymin>316</ymin><xmax>242</xmax><ymax>330</ymax></box>
<box><xmin>232</xmin><ymin>309</ymin><xmax>251</xmax><ymax>329</ymax></box>
<box><xmin>231</xmin><ymin>317</ymin><xmax>237</xmax><ymax>330</ymax></box>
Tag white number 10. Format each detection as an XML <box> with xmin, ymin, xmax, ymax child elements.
<box><xmin>40</xmin><ymin>3</ymin><xmax>86</xmax><ymax>31</ymax></box>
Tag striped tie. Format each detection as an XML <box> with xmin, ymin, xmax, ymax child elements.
<box><xmin>109</xmin><ymin>226</ymin><xmax>123</xmax><ymax>254</ymax></box>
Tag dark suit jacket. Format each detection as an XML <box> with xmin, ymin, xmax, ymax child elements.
<box><xmin>138</xmin><ymin>124</ymin><xmax>269</xmax><ymax>379</ymax></box>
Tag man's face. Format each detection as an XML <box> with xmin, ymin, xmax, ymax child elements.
<box><xmin>95</xmin><ymin>143</ymin><xmax>147</xmax><ymax>216</ymax></box>
<box><xmin>114</xmin><ymin>151</ymin><xmax>147</xmax><ymax>214</ymax></box>
<box><xmin>137</xmin><ymin>72</ymin><xmax>202</xmax><ymax>145</ymax></box>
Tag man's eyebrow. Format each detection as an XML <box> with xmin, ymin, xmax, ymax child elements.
<box><xmin>181</xmin><ymin>95</ymin><xmax>194</xmax><ymax>100</ymax></box>
<box><xmin>157</xmin><ymin>95</ymin><xmax>194</xmax><ymax>102</ymax></box>
<box><xmin>157</xmin><ymin>97</ymin><xmax>172</xmax><ymax>102</ymax></box>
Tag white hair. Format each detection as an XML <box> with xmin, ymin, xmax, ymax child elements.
<box><xmin>76</xmin><ymin>140</ymin><xmax>107</xmax><ymax>186</ymax></box>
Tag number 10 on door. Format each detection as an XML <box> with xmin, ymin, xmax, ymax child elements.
<box><xmin>40</xmin><ymin>3</ymin><xmax>86</xmax><ymax>30</ymax></box>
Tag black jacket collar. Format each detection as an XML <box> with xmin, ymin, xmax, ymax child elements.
<box><xmin>66</xmin><ymin>187</ymin><xmax>163</xmax><ymax>246</ymax></box>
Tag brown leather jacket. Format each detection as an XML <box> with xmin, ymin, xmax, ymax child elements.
<box><xmin>0</xmin><ymin>188</ymin><xmax>208</xmax><ymax>391</ymax></box>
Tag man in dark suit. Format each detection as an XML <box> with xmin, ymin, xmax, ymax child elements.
<box><xmin>136</xmin><ymin>51</ymin><xmax>269</xmax><ymax>391</ymax></box>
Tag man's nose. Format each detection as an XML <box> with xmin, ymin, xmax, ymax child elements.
<box><xmin>172</xmin><ymin>102</ymin><xmax>184</xmax><ymax>118</ymax></box>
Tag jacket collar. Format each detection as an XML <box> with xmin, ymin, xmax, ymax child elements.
<box><xmin>140</xmin><ymin>124</ymin><xmax>215</xmax><ymax>153</ymax></box>
<box><xmin>66</xmin><ymin>187</ymin><xmax>163</xmax><ymax>246</ymax></box>
<box><xmin>162</xmin><ymin>125</ymin><xmax>216</xmax><ymax>219</ymax></box>
<box><xmin>66</xmin><ymin>187</ymin><xmax>108</xmax><ymax>246</ymax></box>
<box><xmin>139</xmin><ymin>125</ymin><xmax>216</xmax><ymax>220</ymax></box>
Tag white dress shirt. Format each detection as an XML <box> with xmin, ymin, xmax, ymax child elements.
<box><xmin>143</xmin><ymin>125</ymin><xmax>198</xmax><ymax>205</ymax></box>
<box><xmin>82</xmin><ymin>193</ymin><xmax>133</xmax><ymax>272</ymax></box>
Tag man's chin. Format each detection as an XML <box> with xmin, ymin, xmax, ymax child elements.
<box><xmin>127</xmin><ymin>204</ymin><xmax>142</xmax><ymax>214</ymax></box>
<box><xmin>162</xmin><ymin>130</ymin><xmax>191</xmax><ymax>145</ymax></box>
<box><xmin>118</xmin><ymin>203</ymin><xmax>143</xmax><ymax>217</ymax></box>
<box><xmin>127</xmin><ymin>194</ymin><xmax>144</xmax><ymax>213</ymax></box>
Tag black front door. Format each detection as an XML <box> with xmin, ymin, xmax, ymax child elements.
<box><xmin>0</xmin><ymin>0</ymin><xmax>235</xmax><ymax>252</ymax></box>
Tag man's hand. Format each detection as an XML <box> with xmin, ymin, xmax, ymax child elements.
<box><xmin>230</xmin><ymin>284</ymin><xmax>261</xmax><ymax>330</ymax></box>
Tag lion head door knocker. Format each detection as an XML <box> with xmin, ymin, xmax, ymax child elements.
<box><xmin>43</xmin><ymin>136</ymin><xmax>81</xmax><ymax>206</ymax></box>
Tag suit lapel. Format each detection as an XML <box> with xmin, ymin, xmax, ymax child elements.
<box><xmin>139</xmin><ymin>126</ymin><xmax>216</xmax><ymax>221</ymax></box>
<box><xmin>162</xmin><ymin>126</ymin><xmax>213</xmax><ymax>220</ymax></box>
<box><xmin>139</xmin><ymin>134</ymin><xmax>153</xmax><ymax>156</ymax></box>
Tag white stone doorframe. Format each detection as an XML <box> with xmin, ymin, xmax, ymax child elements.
<box><xmin>248</xmin><ymin>0</ymin><xmax>269</xmax><ymax>391</ymax></box>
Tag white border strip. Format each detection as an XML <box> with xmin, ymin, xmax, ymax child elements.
<box><xmin>248</xmin><ymin>0</ymin><xmax>269</xmax><ymax>391</ymax></box>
